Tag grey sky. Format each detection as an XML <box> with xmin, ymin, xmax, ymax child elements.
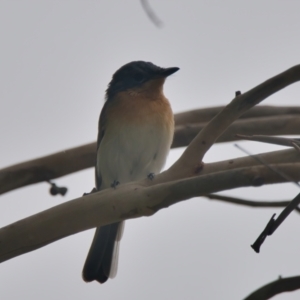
<box><xmin>1</xmin><ymin>1</ymin><xmax>300</xmax><ymax>299</ymax></box>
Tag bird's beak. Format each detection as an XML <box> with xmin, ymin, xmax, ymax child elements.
<box><xmin>159</xmin><ymin>67</ymin><xmax>180</xmax><ymax>77</ymax></box>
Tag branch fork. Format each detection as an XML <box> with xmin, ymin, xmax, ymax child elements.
<box><xmin>1</xmin><ymin>64</ymin><xmax>300</xmax><ymax>264</ymax></box>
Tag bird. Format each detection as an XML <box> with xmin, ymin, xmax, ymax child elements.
<box><xmin>82</xmin><ymin>61</ymin><xmax>179</xmax><ymax>284</ymax></box>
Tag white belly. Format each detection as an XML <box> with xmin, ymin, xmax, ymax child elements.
<box><xmin>97</xmin><ymin>122</ymin><xmax>172</xmax><ymax>189</ymax></box>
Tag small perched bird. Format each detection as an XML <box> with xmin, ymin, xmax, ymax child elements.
<box><xmin>82</xmin><ymin>61</ymin><xmax>179</xmax><ymax>283</ymax></box>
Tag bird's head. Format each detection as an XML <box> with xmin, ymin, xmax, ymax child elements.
<box><xmin>106</xmin><ymin>61</ymin><xmax>179</xmax><ymax>100</ymax></box>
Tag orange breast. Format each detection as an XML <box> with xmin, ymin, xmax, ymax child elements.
<box><xmin>106</xmin><ymin>80</ymin><xmax>174</xmax><ymax>133</ymax></box>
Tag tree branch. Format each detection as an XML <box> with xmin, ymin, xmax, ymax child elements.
<box><xmin>243</xmin><ymin>275</ymin><xmax>300</xmax><ymax>300</ymax></box>
<box><xmin>0</xmin><ymin>143</ymin><xmax>96</xmax><ymax>195</ymax></box>
<box><xmin>158</xmin><ymin>64</ymin><xmax>300</xmax><ymax>183</ymax></box>
<box><xmin>174</xmin><ymin>115</ymin><xmax>300</xmax><ymax>147</ymax></box>
<box><xmin>175</xmin><ymin>105</ymin><xmax>300</xmax><ymax>125</ymax></box>
<box><xmin>203</xmin><ymin>148</ymin><xmax>300</xmax><ymax>175</ymax></box>
<box><xmin>1</xmin><ymin>114</ymin><xmax>299</xmax><ymax>195</ymax></box>
<box><xmin>0</xmin><ymin>163</ymin><xmax>300</xmax><ymax>263</ymax></box>
<box><xmin>1</xmin><ymin>65</ymin><xmax>300</xmax><ymax>263</ymax></box>
<box><xmin>204</xmin><ymin>194</ymin><xmax>300</xmax><ymax>213</ymax></box>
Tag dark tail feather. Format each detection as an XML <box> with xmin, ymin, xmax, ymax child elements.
<box><xmin>82</xmin><ymin>222</ymin><xmax>121</xmax><ymax>283</ymax></box>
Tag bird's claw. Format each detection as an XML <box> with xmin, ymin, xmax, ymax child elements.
<box><xmin>111</xmin><ymin>180</ymin><xmax>120</xmax><ymax>189</ymax></box>
<box><xmin>148</xmin><ymin>173</ymin><xmax>155</xmax><ymax>181</ymax></box>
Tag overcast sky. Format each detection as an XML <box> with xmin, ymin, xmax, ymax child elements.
<box><xmin>1</xmin><ymin>1</ymin><xmax>300</xmax><ymax>299</ymax></box>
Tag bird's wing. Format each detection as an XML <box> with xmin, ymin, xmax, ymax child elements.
<box><xmin>95</xmin><ymin>100</ymin><xmax>110</xmax><ymax>189</ymax></box>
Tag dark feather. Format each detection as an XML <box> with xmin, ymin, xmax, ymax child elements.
<box><xmin>82</xmin><ymin>223</ymin><xmax>120</xmax><ymax>283</ymax></box>
<box><xmin>83</xmin><ymin>99</ymin><xmax>121</xmax><ymax>283</ymax></box>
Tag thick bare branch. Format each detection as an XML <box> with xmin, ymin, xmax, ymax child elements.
<box><xmin>203</xmin><ymin>148</ymin><xmax>300</xmax><ymax>175</ymax></box>
<box><xmin>165</xmin><ymin>65</ymin><xmax>300</xmax><ymax>181</ymax></box>
<box><xmin>1</xmin><ymin>65</ymin><xmax>300</xmax><ymax>264</ymax></box>
<box><xmin>1</xmin><ymin>114</ymin><xmax>299</xmax><ymax>195</ymax></box>
<box><xmin>243</xmin><ymin>275</ymin><xmax>300</xmax><ymax>300</ymax></box>
<box><xmin>175</xmin><ymin>105</ymin><xmax>300</xmax><ymax>125</ymax></box>
<box><xmin>174</xmin><ymin>115</ymin><xmax>300</xmax><ymax>147</ymax></box>
<box><xmin>0</xmin><ymin>163</ymin><xmax>299</xmax><ymax>263</ymax></box>
<box><xmin>0</xmin><ymin>143</ymin><xmax>96</xmax><ymax>195</ymax></box>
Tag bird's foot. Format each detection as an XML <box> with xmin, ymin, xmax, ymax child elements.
<box><xmin>111</xmin><ymin>180</ymin><xmax>120</xmax><ymax>189</ymax></box>
<box><xmin>147</xmin><ymin>173</ymin><xmax>155</xmax><ymax>181</ymax></box>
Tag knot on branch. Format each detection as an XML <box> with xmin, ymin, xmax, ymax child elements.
<box><xmin>47</xmin><ymin>181</ymin><xmax>68</xmax><ymax>196</ymax></box>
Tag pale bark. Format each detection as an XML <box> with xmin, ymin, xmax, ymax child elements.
<box><xmin>1</xmin><ymin>113</ymin><xmax>299</xmax><ymax>195</ymax></box>
<box><xmin>1</xmin><ymin>64</ymin><xmax>300</xmax><ymax>265</ymax></box>
<box><xmin>174</xmin><ymin>105</ymin><xmax>300</xmax><ymax>125</ymax></box>
<box><xmin>1</xmin><ymin>163</ymin><xmax>300</xmax><ymax>263</ymax></box>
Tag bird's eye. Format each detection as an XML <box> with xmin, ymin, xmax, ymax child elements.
<box><xmin>133</xmin><ymin>73</ymin><xmax>145</xmax><ymax>83</ymax></box>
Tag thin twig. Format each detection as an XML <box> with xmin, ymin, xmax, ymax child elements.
<box><xmin>205</xmin><ymin>193</ymin><xmax>300</xmax><ymax>213</ymax></box>
<box><xmin>236</xmin><ymin>134</ymin><xmax>300</xmax><ymax>148</ymax></box>
<box><xmin>234</xmin><ymin>143</ymin><xmax>300</xmax><ymax>188</ymax></box>
<box><xmin>251</xmin><ymin>193</ymin><xmax>300</xmax><ymax>253</ymax></box>
<box><xmin>234</xmin><ymin>142</ymin><xmax>300</xmax><ymax>253</ymax></box>
<box><xmin>140</xmin><ymin>0</ymin><xmax>163</xmax><ymax>28</ymax></box>
<box><xmin>292</xmin><ymin>141</ymin><xmax>300</xmax><ymax>152</ymax></box>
